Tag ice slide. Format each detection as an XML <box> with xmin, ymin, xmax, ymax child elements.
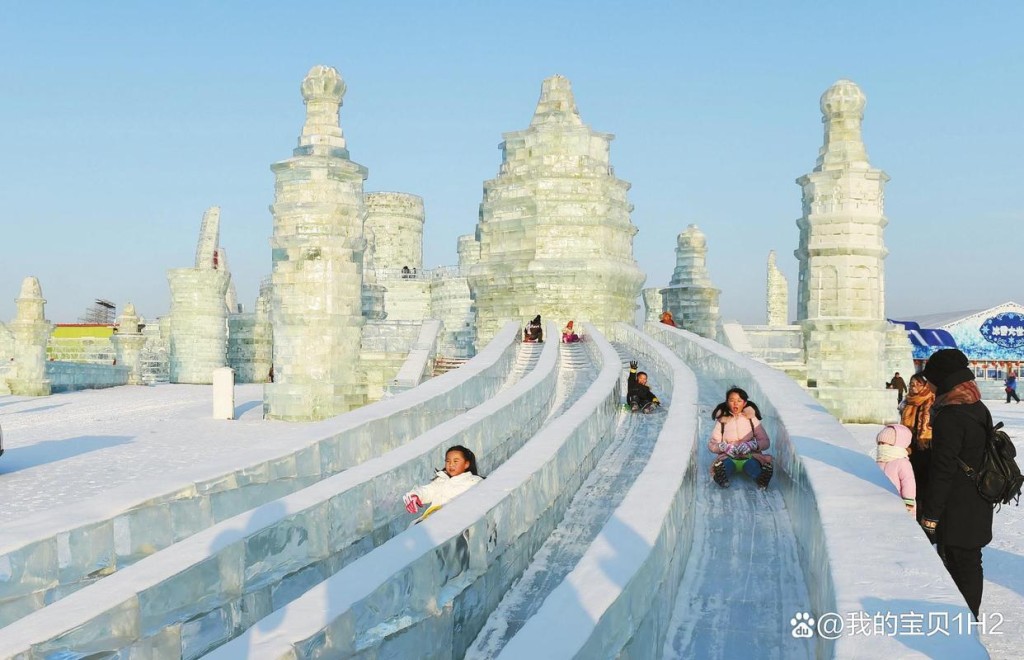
<box><xmin>0</xmin><ymin>323</ymin><xmax>992</xmax><ymax>658</ymax></box>
<box><xmin>0</xmin><ymin>323</ymin><xmax>552</xmax><ymax>638</ymax></box>
<box><xmin>0</xmin><ymin>326</ymin><xmax>609</xmax><ymax>657</ymax></box>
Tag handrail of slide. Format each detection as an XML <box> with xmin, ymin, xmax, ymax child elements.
<box><xmin>0</xmin><ymin>321</ymin><xmax>521</xmax><ymax>630</ymax></box>
<box><xmin>497</xmin><ymin>322</ymin><xmax>699</xmax><ymax>658</ymax></box>
<box><xmin>648</xmin><ymin>322</ymin><xmax>987</xmax><ymax>658</ymax></box>
<box><xmin>205</xmin><ymin>323</ymin><xmax>622</xmax><ymax>659</ymax></box>
<box><xmin>0</xmin><ymin>325</ymin><xmax>562</xmax><ymax>658</ymax></box>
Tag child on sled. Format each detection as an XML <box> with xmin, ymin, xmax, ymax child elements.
<box><xmin>403</xmin><ymin>445</ymin><xmax>483</xmax><ymax>521</ymax></box>
<box><xmin>627</xmin><ymin>360</ymin><xmax>661</xmax><ymax>413</ymax></box>
<box><xmin>708</xmin><ymin>387</ymin><xmax>773</xmax><ymax>489</ymax></box>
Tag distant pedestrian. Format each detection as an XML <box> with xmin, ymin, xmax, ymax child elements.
<box><xmin>887</xmin><ymin>371</ymin><xmax>907</xmax><ymax>404</ymax></box>
<box><xmin>659</xmin><ymin>310</ymin><xmax>676</xmax><ymax>327</ymax></box>
<box><xmin>1005</xmin><ymin>371</ymin><xmax>1019</xmax><ymax>404</ymax></box>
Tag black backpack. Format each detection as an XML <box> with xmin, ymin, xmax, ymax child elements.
<box><xmin>957</xmin><ymin>414</ymin><xmax>1024</xmax><ymax>509</ymax></box>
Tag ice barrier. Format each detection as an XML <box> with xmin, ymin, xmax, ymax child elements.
<box><xmin>495</xmin><ymin>322</ymin><xmax>699</xmax><ymax>658</ymax></box>
<box><xmin>205</xmin><ymin>323</ymin><xmax>622</xmax><ymax>659</ymax></box>
<box><xmin>0</xmin><ymin>322</ymin><xmax>522</xmax><ymax>629</ymax></box>
<box><xmin>0</xmin><ymin>326</ymin><xmax>565</xmax><ymax>658</ymax></box>
<box><xmin>648</xmin><ymin>323</ymin><xmax>987</xmax><ymax>659</ymax></box>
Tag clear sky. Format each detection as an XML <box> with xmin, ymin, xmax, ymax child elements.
<box><xmin>1</xmin><ymin>1</ymin><xmax>1021</xmax><ymax>325</ymax></box>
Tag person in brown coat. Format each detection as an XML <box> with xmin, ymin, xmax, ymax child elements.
<box><xmin>900</xmin><ymin>373</ymin><xmax>934</xmax><ymax>521</ymax></box>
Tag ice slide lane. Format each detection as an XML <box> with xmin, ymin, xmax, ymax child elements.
<box><xmin>660</xmin><ymin>383</ymin><xmax>813</xmax><ymax>660</ymax></box>
<box><xmin>204</xmin><ymin>324</ymin><xmax>622</xmax><ymax>659</ymax></box>
<box><xmin>0</xmin><ymin>331</ymin><xmax>567</xmax><ymax>657</ymax></box>
<box><xmin>466</xmin><ymin>341</ymin><xmax>660</xmax><ymax>658</ymax></box>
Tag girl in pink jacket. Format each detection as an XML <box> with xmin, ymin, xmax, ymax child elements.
<box><xmin>709</xmin><ymin>387</ymin><xmax>773</xmax><ymax>489</ymax></box>
<box><xmin>875</xmin><ymin>424</ymin><xmax>916</xmax><ymax>515</ymax></box>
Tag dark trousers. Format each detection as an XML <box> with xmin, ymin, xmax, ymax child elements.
<box><xmin>939</xmin><ymin>545</ymin><xmax>983</xmax><ymax>618</ymax></box>
<box><xmin>1007</xmin><ymin>389</ymin><xmax>1020</xmax><ymax>403</ymax></box>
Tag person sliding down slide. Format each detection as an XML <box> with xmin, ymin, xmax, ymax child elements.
<box><xmin>627</xmin><ymin>361</ymin><xmax>661</xmax><ymax>413</ymax></box>
<box><xmin>402</xmin><ymin>445</ymin><xmax>483</xmax><ymax>524</ymax></box>
<box><xmin>708</xmin><ymin>386</ymin><xmax>773</xmax><ymax>489</ymax></box>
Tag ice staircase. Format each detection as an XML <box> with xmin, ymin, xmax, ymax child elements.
<box><xmin>431</xmin><ymin>356</ymin><xmax>468</xmax><ymax>377</ymax></box>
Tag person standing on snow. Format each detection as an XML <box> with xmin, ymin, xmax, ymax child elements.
<box><xmin>919</xmin><ymin>349</ymin><xmax>993</xmax><ymax>619</ymax></box>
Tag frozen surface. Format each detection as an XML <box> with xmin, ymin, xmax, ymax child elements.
<box><xmin>663</xmin><ymin>395</ymin><xmax>812</xmax><ymax>659</ymax></box>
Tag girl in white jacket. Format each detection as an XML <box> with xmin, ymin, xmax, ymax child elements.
<box><xmin>403</xmin><ymin>445</ymin><xmax>483</xmax><ymax>515</ymax></box>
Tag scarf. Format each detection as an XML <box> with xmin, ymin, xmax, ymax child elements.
<box><xmin>877</xmin><ymin>444</ymin><xmax>909</xmax><ymax>463</ymax></box>
<box><xmin>932</xmin><ymin>380</ymin><xmax>981</xmax><ymax>414</ymax></box>
<box><xmin>901</xmin><ymin>387</ymin><xmax>934</xmax><ymax>448</ymax></box>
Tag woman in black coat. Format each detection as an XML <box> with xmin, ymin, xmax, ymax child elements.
<box><xmin>919</xmin><ymin>349</ymin><xmax>994</xmax><ymax>619</ymax></box>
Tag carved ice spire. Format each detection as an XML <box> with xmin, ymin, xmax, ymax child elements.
<box><xmin>194</xmin><ymin>206</ymin><xmax>220</xmax><ymax>270</ymax></box>
<box><xmin>766</xmin><ymin>251</ymin><xmax>789</xmax><ymax>327</ymax></box>
<box><xmin>530</xmin><ymin>75</ymin><xmax>584</xmax><ymax>127</ymax></box>
<box><xmin>815</xmin><ymin>79</ymin><xmax>869</xmax><ymax>171</ymax></box>
<box><xmin>299</xmin><ymin>65</ymin><xmax>347</xmax><ymax>150</ymax></box>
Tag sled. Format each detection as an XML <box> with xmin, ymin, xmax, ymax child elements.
<box><xmin>410</xmin><ymin>504</ymin><xmax>443</xmax><ymax>526</ymax></box>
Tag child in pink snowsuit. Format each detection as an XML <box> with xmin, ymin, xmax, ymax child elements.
<box><xmin>875</xmin><ymin>424</ymin><xmax>916</xmax><ymax>515</ymax></box>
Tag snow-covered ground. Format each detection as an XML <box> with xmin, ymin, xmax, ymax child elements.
<box><xmin>846</xmin><ymin>400</ymin><xmax>1024</xmax><ymax>660</ymax></box>
<box><xmin>0</xmin><ymin>384</ymin><xmax>309</xmax><ymax>525</ymax></box>
<box><xmin>1</xmin><ymin>384</ymin><xmax>1021</xmax><ymax>658</ymax></box>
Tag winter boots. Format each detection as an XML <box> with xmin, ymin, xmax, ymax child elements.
<box><xmin>712</xmin><ymin>459</ymin><xmax>729</xmax><ymax>488</ymax></box>
<box><xmin>756</xmin><ymin>462</ymin><xmax>774</xmax><ymax>489</ymax></box>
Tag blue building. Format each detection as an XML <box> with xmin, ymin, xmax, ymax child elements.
<box><xmin>892</xmin><ymin>301</ymin><xmax>1024</xmax><ymax>398</ymax></box>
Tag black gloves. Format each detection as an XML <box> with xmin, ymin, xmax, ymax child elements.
<box><xmin>629</xmin><ymin>360</ymin><xmax>638</xmax><ymax>370</ymax></box>
<box><xmin>921</xmin><ymin>518</ymin><xmax>938</xmax><ymax>543</ymax></box>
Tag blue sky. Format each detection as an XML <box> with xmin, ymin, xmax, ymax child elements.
<box><xmin>1</xmin><ymin>1</ymin><xmax>1021</xmax><ymax>325</ymax></box>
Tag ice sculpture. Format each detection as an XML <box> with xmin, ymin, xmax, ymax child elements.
<box><xmin>642</xmin><ymin>288</ymin><xmax>664</xmax><ymax>323</ymax></box>
<box><xmin>265</xmin><ymin>65</ymin><xmax>368</xmax><ymax>420</ymax></box>
<box><xmin>468</xmin><ymin>75</ymin><xmax>645</xmax><ymax>344</ymax></box>
<box><xmin>7</xmin><ymin>276</ymin><xmax>51</xmax><ymax>396</ymax></box>
<box><xmin>111</xmin><ymin>302</ymin><xmax>147</xmax><ymax>384</ymax></box>
<box><xmin>766</xmin><ymin>250</ymin><xmax>789</xmax><ymax>326</ymax></box>
<box><xmin>795</xmin><ymin>79</ymin><xmax>912</xmax><ymax>422</ymax></box>
<box><xmin>661</xmin><ymin>224</ymin><xmax>720</xmax><ymax>339</ymax></box>
<box><xmin>167</xmin><ymin>206</ymin><xmax>230</xmax><ymax>384</ymax></box>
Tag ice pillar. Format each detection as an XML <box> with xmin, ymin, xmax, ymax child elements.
<box><xmin>112</xmin><ymin>302</ymin><xmax>147</xmax><ymax>385</ymax></box>
<box><xmin>167</xmin><ymin>206</ymin><xmax>230</xmax><ymax>384</ymax></box>
<box><xmin>265</xmin><ymin>65</ymin><xmax>368</xmax><ymax>421</ymax></box>
<box><xmin>766</xmin><ymin>251</ymin><xmax>789</xmax><ymax>327</ymax></box>
<box><xmin>661</xmin><ymin>224</ymin><xmax>720</xmax><ymax>339</ymax></box>
<box><xmin>794</xmin><ymin>79</ymin><xmax>909</xmax><ymax>422</ymax></box>
<box><xmin>8</xmin><ymin>276</ymin><xmax>51</xmax><ymax>396</ymax></box>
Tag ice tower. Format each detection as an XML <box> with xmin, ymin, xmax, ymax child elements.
<box><xmin>766</xmin><ymin>251</ymin><xmax>789</xmax><ymax>326</ymax></box>
<box><xmin>468</xmin><ymin>75</ymin><xmax>645</xmax><ymax>344</ymax></box>
<box><xmin>661</xmin><ymin>225</ymin><xmax>720</xmax><ymax>339</ymax></box>
<box><xmin>795</xmin><ymin>79</ymin><xmax>910</xmax><ymax>422</ymax></box>
<box><xmin>167</xmin><ymin>206</ymin><xmax>231</xmax><ymax>384</ymax></box>
<box><xmin>8</xmin><ymin>277</ymin><xmax>51</xmax><ymax>396</ymax></box>
<box><xmin>112</xmin><ymin>302</ymin><xmax>147</xmax><ymax>385</ymax></box>
<box><xmin>265</xmin><ymin>65</ymin><xmax>368</xmax><ymax>421</ymax></box>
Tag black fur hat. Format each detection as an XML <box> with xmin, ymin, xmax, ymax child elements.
<box><xmin>921</xmin><ymin>348</ymin><xmax>974</xmax><ymax>395</ymax></box>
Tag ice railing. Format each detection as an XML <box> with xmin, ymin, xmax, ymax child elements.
<box><xmin>206</xmin><ymin>323</ymin><xmax>621</xmax><ymax>659</ymax></box>
<box><xmin>0</xmin><ymin>322</ymin><xmax>523</xmax><ymax>629</ymax></box>
<box><xmin>648</xmin><ymin>323</ymin><xmax>987</xmax><ymax>659</ymax></box>
<box><xmin>497</xmin><ymin>322</ymin><xmax>700</xmax><ymax>658</ymax></box>
<box><xmin>0</xmin><ymin>325</ymin><xmax>567</xmax><ymax>658</ymax></box>
<box><xmin>371</xmin><ymin>265</ymin><xmax>464</xmax><ymax>283</ymax></box>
